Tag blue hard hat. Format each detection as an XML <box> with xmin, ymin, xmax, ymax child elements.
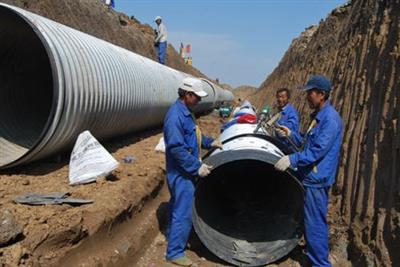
<box><xmin>301</xmin><ymin>75</ymin><xmax>331</xmax><ymax>92</ymax></box>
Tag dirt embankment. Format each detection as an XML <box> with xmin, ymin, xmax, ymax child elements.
<box><xmin>251</xmin><ymin>1</ymin><xmax>400</xmax><ymax>266</ymax></box>
<box><xmin>0</xmin><ymin>0</ymin><xmax>206</xmax><ymax>78</ymax></box>
<box><xmin>232</xmin><ymin>85</ymin><xmax>258</xmax><ymax>102</ymax></box>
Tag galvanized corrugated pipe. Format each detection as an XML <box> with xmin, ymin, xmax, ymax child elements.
<box><xmin>193</xmin><ymin>124</ymin><xmax>304</xmax><ymax>267</ymax></box>
<box><xmin>0</xmin><ymin>3</ymin><xmax>233</xmax><ymax>169</ymax></box>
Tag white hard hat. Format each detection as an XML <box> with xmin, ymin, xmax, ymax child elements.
<box><xmin>180</xmin><ymin>77</ymin><xmax>208</xmax><ymax>98</ymax></box>
<box><xmin>154</xmin><ymin>16</ymin><xmax>162</xmax><ymax>22</ymax></box>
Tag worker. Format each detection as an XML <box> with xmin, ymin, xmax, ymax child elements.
<box><xmin>154</xmin><ymin>16</ymin><xmax>168</xmax><ymax>64</ymax></box>
<box><xmin>274</xmin><ymin>88</ymin><xmax>300</xmax><ymax>151</ymax></box>
<box><xmin>103</xmin><ymin>0</ymin><xmax>115</xmax><ymax>9</ymax></box>
<box><xmin>163</xmin><ymin>77</ymin><xmax>223</xmax><ymax>266</ymax></box>
<box><xmin>274</xmin><ymin>75</ymin><xmax>343</xmax><ymax>267</ymax></box>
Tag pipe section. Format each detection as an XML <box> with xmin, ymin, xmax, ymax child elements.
<box><xmin>0</xmin><ymin>3</ymin><xmax>233</xmax><ymax>168</ymax></box>
<box><xmin>194</xmin><ymin>124</ymin><xmax>304</xmax><ymax>266</ymax></box>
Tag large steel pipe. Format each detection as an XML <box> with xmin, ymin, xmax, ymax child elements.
<box><xmin>194</xmin><ymin>124</ymin><xmax>304</xmax><ymax>266</ymax></box>
<box><xmin>0</xmin><ymin>3</ymin><xmax>233</xmax><ymax>168</ymax></box>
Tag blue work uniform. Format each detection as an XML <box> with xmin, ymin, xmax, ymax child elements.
<box><xmin>288</xmin><ymin>101</ymin><xmax>343</xmax><ymax>267</ymax></box>
<box><xmin>158</xmin><ymin>41</ymin><xmax>167</xmax><ymax>64</ymax></box>
<box><xmin>276</xmin><ymin>104</ymin><xmax>300</xmax><ymax>151</ymax></box>
<box><xmin>163</xmin><ymin>99</ymin><xmax>213</xmax><ymax>261</ymax></box>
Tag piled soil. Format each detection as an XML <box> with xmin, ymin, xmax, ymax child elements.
<box><xmin>0</xmin><ymin>114</ymin><xmax>222</xmax><ymax>267</ymax></box>
<box><xmin>251</xmin><ymin>1</ymin><xmax>400</xmax><ymax>266</ymax></box>
<box><xmin>232</xmin><ymin>85</ymin><xmax>258</xmax><ymax>103</ymax></box>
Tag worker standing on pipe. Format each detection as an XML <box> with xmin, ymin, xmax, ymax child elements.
<box><xmin>163</xmin><ymin>77</ymin><xmax>222</xmax><ymax>266</ymax></box>
<box><xmin>274</xmin><ymin>75</ymin><xmax>343</xmax><ymax>267</ymax></box>
<box><xmin>274</xmin><ymin>88</ymin><xmax>300</xmax><ymax>151</ymax></box>
<box><xmin>154</xmin><ymin>16</ymin><xmax>168</xmax><ymax>64</ymax></box>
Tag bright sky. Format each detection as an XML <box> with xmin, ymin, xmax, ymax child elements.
<box><xmin>115</xmin><ymin>0</ymin><xmax>348</xmax><ymax>88</ymax></box>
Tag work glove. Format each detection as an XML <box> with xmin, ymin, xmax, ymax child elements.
<box><xmin>198</xmin><ymin>163</ymin><xmax>212</xmax><ymax>177</ymax></box>
<box><xmin>274</xmin><ymin>155</ymin><xmax>291</xmax><ymax>172</ymax></box>
<box><xmin>211</xmin><ymin>139</ymin><xmax>223</xmax><ymax>149</ymax></box>
<box><xmin>275</xmin><ymin>125</ymin><xmax>291</xmax><ymax>138</ymax></box>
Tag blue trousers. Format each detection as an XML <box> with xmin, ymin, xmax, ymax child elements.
<box><xmin>304</xmin><ymin>186</ymin><xmax>332</xmax><ymax>267</ymax></box>
<box><xmin>158</xmin><ymin>41</ymin><xmax>167</xmax><ymax>64</ymax></box>
<box><xmin>166</xmin><ymin>174</ymin><xmax>195</xmax><ymax>260</ymax></box>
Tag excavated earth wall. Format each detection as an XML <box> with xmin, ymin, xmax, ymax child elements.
<box><xmin>252</xmin><ymin>1</ymin><xmax>400</xmax><ymax>266</ymax></box>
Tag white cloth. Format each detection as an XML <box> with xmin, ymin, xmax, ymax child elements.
<box><xmin>156</xmin><ymin>23</ymin><xmax>168</xmax><ymax>42</ymax></box>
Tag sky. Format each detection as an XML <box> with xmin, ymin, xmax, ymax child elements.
<box><xmin>115</xmin><ymin>0</ymin><xmax>348</xmax><ymax>88</ymax></box>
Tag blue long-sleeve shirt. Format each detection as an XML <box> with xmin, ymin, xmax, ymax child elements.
<box><xmin>276</xmin><ymin>104</ymin><xmax>300</xmax><ymax>149</ymax></box>
<box><xmin>164</xmin><ymin>99</ymin><xmax>214</xmax><ymax>179</ymax></box>
<box><xmin>289</xmin><ymin>101</ymin><xmax>343</xmax><ymax>188</ymax></box>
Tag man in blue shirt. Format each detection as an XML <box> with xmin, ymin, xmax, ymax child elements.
<box><xmin>274</xmin><ymin>75</ymin><xmax>343</xmax><ymax>267</ymax></box>
<box><xmin>163</xmin><ymin>77</ymin><xmax>222</xmax><ymax>266</ymax></box>
<box><xmin>274</xmin><ymin>88</ymin><xmax>300</xmax><ymax>151</ymax></box>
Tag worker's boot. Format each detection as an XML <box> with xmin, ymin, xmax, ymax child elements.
<box><xmin>168</xmin><ymin>255</ymin><xmax>193</xmax><ymax>266</ymax></box>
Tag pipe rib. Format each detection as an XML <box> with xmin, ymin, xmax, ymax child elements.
<box><xmin>194</xmin><ymin>124</ymin><xmax>304</xmax><ymax>266</ymax></box>
<box><xmin>0</xmin><ymin>3</ymin><xmax>233</xmax><ymax>168</ymax></box>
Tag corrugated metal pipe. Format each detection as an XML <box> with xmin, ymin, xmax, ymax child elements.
<box><xmin>0</xmin><ymin>3</ymin><xmax>234</xmax><ymax>169</ymax></box>
<box><xmin>194</xmin><ymin>124</ymin><xmax>304</xmax><ymax>266</ymax></box>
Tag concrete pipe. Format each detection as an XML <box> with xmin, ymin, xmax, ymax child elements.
<box><xmin>0</xmin><ymin>3</ymin><xmax>233</xmax><ymax>169</ymax></box>
<box><xmin>193</xmin><ymin>124</ymin><xmax>304</xmax><ymax>266</ymax></box>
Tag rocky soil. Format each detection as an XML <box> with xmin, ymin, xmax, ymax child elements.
<box><xmin>251</xmin><ymin>1</ymin><xmax>400</xmax><ymax>266</ymax></box>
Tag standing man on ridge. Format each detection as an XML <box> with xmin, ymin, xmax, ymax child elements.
<box><xmin>274</xmin><ymin>75</ymin><xmax>343</xmax><ymax>267</ymax></box>
<box><xmin>154</xmin><ymin>16</ymin><xmax>168</xmax><ymax>64</ymax></box>
<box><xmin>163</xmin><ymin>77</ymin><xmax>223</xmax><ymax>266</ymax></box>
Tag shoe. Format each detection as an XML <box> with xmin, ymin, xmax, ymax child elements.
<box><xmin>168</xmin><ymin>256</ymin><xmax>193</xmax><ymax>266</ymax></box>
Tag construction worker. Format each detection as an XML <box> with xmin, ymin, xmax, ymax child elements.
<box><xmin>274</xmin><ymin>75</ymin><xmax>343</xmax><ymax>267</ymax></box>
<box><xmin>274</xmin><ymin>88</ymin><xmax>300</xmax><ymax>151</ymax></box>
<box><xmin>163</xmin><ymin>77</ymin><xmax>222</xmax><ymax>266</ymax></box>
<box><xmin>154</xmin><ymin>16</ymin><xmax>168</xmax><ymax>64</ymax></box>
<box><xmin>103</xmin><ymin>0</ymin><xmax>115</xmax><ymax>9</ymax></box>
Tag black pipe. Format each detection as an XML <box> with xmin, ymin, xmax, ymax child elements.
<box><xmin>193</xmin><ymin>148</ymin><xmax>304</xmax><ymax>266</ymax></box>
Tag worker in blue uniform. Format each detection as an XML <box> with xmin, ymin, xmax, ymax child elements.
<box><xmin>274</xmin><ymin>88</ymin><xmax>300</xmax><ymax>151</ymax></box>
<box><xmin>274</xmin><ymin>75</ymin><xmax>343</xmax><ymax>267</ymax></box>
<box><xmin>163</xmin><ymin>77</ymin><xmax>223</xmax><ymax>266</ymax></box>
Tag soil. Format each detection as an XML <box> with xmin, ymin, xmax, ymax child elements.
<box><xmin>0</xmin><ymin>112</ymin><xmax>220</xmax><ymax>267</ymax></box>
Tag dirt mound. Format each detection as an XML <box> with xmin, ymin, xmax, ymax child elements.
<box><xmin>251</xmin><ymin>1</ymin><xmax>400</xmax><ymax>266</ymax></box>
<box><xmin>0</xmin><ymin>0</ymin><xmax>206</xmax><ymax>78</ymax></box>
<box><xmin>232</xmin><ymin>85</ymin><xmax>258</xmax><ymax>103</ymax></box>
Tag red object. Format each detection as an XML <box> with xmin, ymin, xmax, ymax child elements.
<box><xmin>237</xmin><ymin>114</ymin><xmax>257</xmax><ymax>124</ymax></box>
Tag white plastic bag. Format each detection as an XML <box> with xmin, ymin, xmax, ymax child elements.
<box><xmin>69</xmin><ymin>131</ymin><xmax>119</xmax><ymax>185</ymax></box>
<box><xmin>155</xmin><ymin>137</ymin><xmax>165</xmax><ymax>153</ymax></box>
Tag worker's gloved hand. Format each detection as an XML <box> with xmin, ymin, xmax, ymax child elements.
<box><xmin>275</xmin><ymin>125</ymin><xmax>291</xmax><ymax>138</ymax></box>
<box><xmin>274</xmin><ymin>155</ymin><xmax>291</xmax><ymax>172</ymax></box>
<box><xmin>211</xmin><ymin>139</ymin><xmax>223</xmax><ymax>149</ymax></box>
<box><xmin>198</xmin><ymin>163</ymin><xmax>213</xmax><ymax>177</ymax></box>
